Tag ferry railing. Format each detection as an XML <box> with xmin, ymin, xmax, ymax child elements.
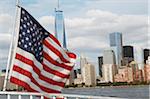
<box><xmin>0</xmin><ymin>91</ymin><xmax>125</xmax><ymax>99</ymax></box>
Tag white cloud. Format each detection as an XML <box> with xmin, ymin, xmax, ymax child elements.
<box><xmin>39</xmin><ymin>16</ymin><xmax>54</xmax><ymax>25</ymax></box>
<box><xmin>65</xmin><ymin>18</ymin><xmax>94</xmax><ymax>28</ymax></box>
<box><xmin>37</xmin><ymin>9</ymin><xmax>148</xmax><ymax>54</ymax></box>
<box><xmin>0</xmin><ymin>34</ymin><xmax>11</xmax><ymax>69</ymax></box>
<box><xmin>0</xmin><ymin>14</ymin><xmax>13</xmax><ymax>33</ymax></box>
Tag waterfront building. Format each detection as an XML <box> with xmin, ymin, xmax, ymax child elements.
<box><xmin>144</xmin><ymin>49</ymin><xmax>150</xmax><ymax>64</ymax></box>
<box><xmin>65</xmin><ymin>69</ymin><xmax>74</xmax><ymax>85</ymax></box>
<box><xmin>74</xmin><ymin>74</ymin><xmax>82</xmax><ymax>85</ymax></box>
<box><xmin>114</xmin><ymin>66</ymin><xmax>134</xmax><ymax>83</ymax></box>
<box><xmin>80</xmin><ymin>55</ymin><xmax>88</xmax><ymax>82</ymax></box>
<box><xmin>127</xmin><ymin>66</ymin><xmax>134</xmax><ymax>82</ymax></box>
<box><xmin>84</xmin><ymin>63</ymin><xmax>96</xmax><ymax>86</ymax></box>
<box><xmin>144</xmin><ymin>65</ymin><xmax>150</xmax><ymax>82</ymax></box>
<box><xmin>102</xmin><ymin>49</ymin><xmax>117</xmax><ymax>82</ymax></box>
<box><xmin>144</xmin><ymin>56</ymin><xmax>150</xmax><ymax>82</ymax></box>
<box><xmin>98</xmin><ymin>56</ymin><xmax>103</xmax><ymax>77</ymax></box>
<box><xmin>109</xmin><ymin>32</ymin><xmax>123</xmax><ymax>68</ymax></box>
<box><xmin>134</xmin><ymin>47</ymin><xmax>144</xmax><ymax>69</ymax></box>
<box><xmin>103</xmin><ymin>49</ymin><xmax>115</xmax><ymax>65</ymax></box>
<box><xmin>102</xmin><ymin>64</ymin><xmax>116</xmax><ymax>83</ymax></box>
<box><xmin>123</xmin><ymin>46</ymin><xmax>134</xmax><ymax>65</ymax></box>
<box><xmin>55</xmin><ymin>6</ymin><xmax>67</xmax><ymax>48</ymax></box>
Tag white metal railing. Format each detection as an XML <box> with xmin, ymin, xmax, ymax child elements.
<box><xmin>0</xmin><ymin>91</ymin><xmax>126</xmax><ymax>99</ymax></box>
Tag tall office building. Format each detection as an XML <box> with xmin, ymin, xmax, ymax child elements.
<box><xmin>103</xmin><ymin>49</ymin><xmax>115</xmax><ymax>64</ymax></box>
<box><xmin>144</xmin><ymin>49</ymin><xmax>150</xmax><ymax>64</ymax></box>
<box><xmin>102</xmin><ymin>49</ymin><xmax>117</xmax><ymax>82</ymax></box>
<box><xmin>102</xmin><ymin>64</ymin><xmax>115</xmax><ymax>83</ymax></box>
<box><xmin>109</xmin><ymin>32</ymin><xmax>123</xmax><ymax>67</ymax></box>
<box><xmin>80</xmin><ymin>55</ymin><xmax>88</xmax><ymax>82</ymax></box>
<box><xmin>84</xmin><ymin>63</ymin><xmax>96</xmax><ymax>86</ymax></box>
<box><xmin>134</xmin><ymin>47</ymin><xmax>144</xmax><ymax>69</ymax></box>
<box><xmin>123</xmin><ymin>46</ymin><xmax>134</xmax><ymax>65</ymax></box>
<box><xmin>55</xmin><ymin>7</ymin><xmax>67</xmax><ymax>48</ymax></box>
<box><xmin>98</xmin><ymin>56</ymin><xmax>103</xmax><ymax>77</ymax></box>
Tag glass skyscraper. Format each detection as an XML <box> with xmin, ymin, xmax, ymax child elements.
<box><xmin>55</xmin><ymin>8</ymin><xmax>67</xmax><ymax>49</ymax></box>
<box><xmin>109</xmin><ymin>32</ymin><xmax>123</xmax><ymax>67</ymax></box>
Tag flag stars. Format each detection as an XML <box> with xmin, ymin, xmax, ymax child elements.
<box><xmin>18</xmin><ymin>42</ymin><xmax>21</xmax><ymax>45</ymax></box>
<box><xmin>22</xmin><ymin>32</ymin><xmax>25</xmax><ymax>35</ymax></box>
<box><xmin>33</xmin><ymin>33</ymin><xmax>35</xmax><ymax>37</ymax></box>
<box><xmin>24</xmin><ymin>17</ymin><xmax>27</xmax><ymax>21</ymax></box>
<box><xmin>24</xmin><ymin>44</ymin><xmax>28</xmax><ymax>48</ymax></box>
<box><xmin>25</xmin><ymin>37</ymin><xmax>29</xmax><ymax>41</ymax></box>
<box><xmin>23</xmin><ymin>24</ymin><xmax>26</xmax><ymax>28</ymax></box>
<box><xmin>34</xmin><ymin>43</ymin><xmax>37</xmax><ymax>47</ymax></box>
<box><xmin>27</xmin><ymin>22</ymin><xmax>30</xmax><ymax>26</ymax></box>
<box><xmin>33</xmin><ymin>38</ymin><xmax>36</xmax><ymax>42</ymax></box>
<box><xmin>22</xmin><ymin>10</ymin><xmax>25</xmax><ymax>14</ymax></box>
<box><xmin>29</xmin><ymin>42</ymin><xmax>32</xmax><ymax>46</ymax></box>
<box><xmin>30</xmin><ymin>20</ymin><xmax>33</xmax><ymax>25</ymax></box>
<box><xmin>27</xmin><ymin>15</ymin><xmax>29</xmax><ymax>19</ymax></box>
<box><xmin>21</xmin><ymin>19</ymin><xmax>23</xmax><ymax>22</ymax></box>
<box><xmin>18</xmin><ymin>8</ymin><xmax>50</xmax><ymax>62</ymax></box>
<box><xmin>21</xmin><ymin>39</ymin><xmax>24</xmax><ymax>43</ymax></box>
<box><xmin>20</xmin><ymin>26</ymin><xmax>23</xmax><ymax>30</ymax></box>
<box><xmin>27</xmin><ymin>30</ymin><xmax>30</xmax><ymax>33</ymax></box>
<box><xmin>30</xmin><ymin>28</ymin><xmax>33</xmax><ymax>31</ymax></box>
<box><xmin>39</xmin><ymin>47</ymin><xmax>42</xmax><ymax>50</ymax></box>
<box><xmin>40</xmin><ymin>52</ymin><xmax>42</xmax><ymax>55</ymax></box>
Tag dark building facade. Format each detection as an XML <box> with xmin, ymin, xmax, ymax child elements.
<box><xmin>73</xmin><ymin>69</ymin><xmax>81</xmax><ymax>79</ymax></box>
<box><xmin>144</xmin><ymin>49</ymin><xmax>150</xmax><ymax>64</ymax></box>
<box><xmin>98</xmin><ymin>56</ymin><xmax>103</xmax><ymax>77</ymax></box>
<box><xmin>123</xmin><ymin>46</ymin><xmax>134</xmax><ymax>65</ymax></box>
<box><xmin>74</xmin><ymin>70</ymin><xmax>77</xmax><ymax>79</ymax></box>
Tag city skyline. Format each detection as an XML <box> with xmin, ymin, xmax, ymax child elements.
<box><xmin>0</xmin><ymin>0</ymin><xmax>148</xmax><ymax>73</ymax></box>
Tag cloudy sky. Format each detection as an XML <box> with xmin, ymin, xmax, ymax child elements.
<box><xmin>0</xmin><ymin>0</ymin><xmax>149</xmax><ymax>74</ymax></box>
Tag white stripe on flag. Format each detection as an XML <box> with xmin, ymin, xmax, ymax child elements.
<box><xmin>43</xmin><ymin>45</ymin><xmax>63</xmax><ymax>63</ymax></box>
<box><xmin>11</xmin><ymin>71</ymin><xmax>44</xmax><ymax>92</ymax></box>
<box><xmin>46</xmin><ymin>37</ymin><xmax>70</xmax><ymax>61</ymax></box>
<box><xmin>14</xmin><ymin>54</ymin><xmax>67</xmax><ymax>83</ymax></box>
<box><xmin>43</xmin><ymin>58</ymin><xmax>70</xmax><ymax>75</ymax></box>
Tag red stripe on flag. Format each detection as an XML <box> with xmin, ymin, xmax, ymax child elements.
<box><xmin>10</xmin><ymin>77</ymin><xmax>37</xmax><ymax>92</ymax></box>
<box><xmin>43</xmin><ymin>51</ymin><xmax>73</xmax><ymax>71</ymax></box>
<box><xmin>67</xmin><ymin>52</ymin><xmax>77</xmax><ymax>59</ymax></box>
<box><xmin>43</xmin><ymin>40</ymin><xmax>69</xmax><ymax>63</ymax></box>
<box><xmin>43</xmin><ymin>64</ymin><xmax>69</xmax><ymax>78</ymax></box>
<box><xmin>13</xmin><ymin>65</ymin><xmax>61</xmax><ymax>93</ymax></box>
<box><xmin>15</xmin><ymin>53</ymin><xmax>66</xmax><ymax>87</ymax></box>
<box><xmin>43</xmin><ymin>52</ymin><xmax>73</xmax><ymax>70</ymax></box>
<box><xmin>49</xmin><ymin>34</ymin><xmax>61</xmax><ymax>47</ymax></box>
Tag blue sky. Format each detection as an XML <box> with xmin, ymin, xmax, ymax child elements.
<box><xmin>0</xmin><ymin>0</ymin><xmax>149</xmax><ymax>75</ymax></box>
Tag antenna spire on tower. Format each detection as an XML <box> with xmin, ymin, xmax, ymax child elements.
<box><xmin>58</xmin><ymin>0</ymin><xmax>60</xmax><ymax>9</ymax></box>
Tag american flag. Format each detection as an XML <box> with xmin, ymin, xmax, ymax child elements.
<box><xmin>9</xmin><ymin>7</ymin><xmax>76</xmax><ymax>95</ymax></box>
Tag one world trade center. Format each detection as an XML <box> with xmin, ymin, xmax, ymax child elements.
<box><xmin>55</xmin><ymin>3</ymin><xmax>67</xmax><ymax>49</ymax></box>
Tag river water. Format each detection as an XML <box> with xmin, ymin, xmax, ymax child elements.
<box><xmin>62</xmin><ymin>85</ymin><xmax>149</xmax><ymax>99</ymax></box>
<box><xmin>0</xmin><ymin>85</ymin><xmax>149</xmax><ymax>99</ymax></box>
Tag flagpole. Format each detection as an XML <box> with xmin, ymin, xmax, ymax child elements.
<box><xmin>3</xmin><ymin>0</ymin><xmax>20</xmax><ymax>91</ymax></box>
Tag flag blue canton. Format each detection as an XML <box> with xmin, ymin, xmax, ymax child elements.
<box><xmin>18</xmin><ymin>8</ymin><xmax>49</xmax><ymax>62</ymax></box>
